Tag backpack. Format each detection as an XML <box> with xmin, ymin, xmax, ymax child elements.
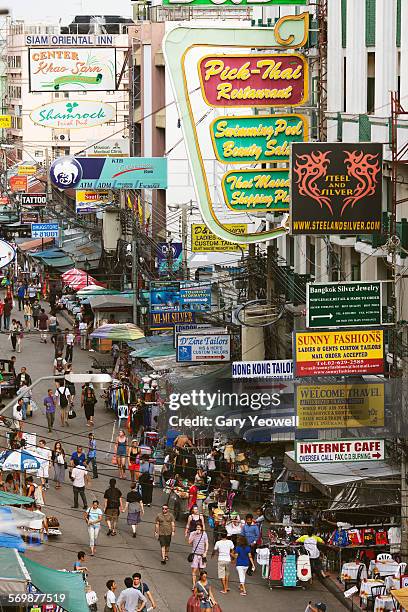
<box><xmin>56</xmin><ymin>358</ymin><xmax>64</xmax><ymax>372</ymax></box>
<box><xmin>57</xmin><ymin>388</ymin><xmax>69</xmax><ymax>408</ymax></box>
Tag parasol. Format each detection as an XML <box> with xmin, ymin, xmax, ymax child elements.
<box><xmin>90</xmin><ymin>323</ymin><xmax>144</xmax><ymax>341</ymax></box>
<box><xmin>0</xmin><ymin>450</ymin><xmax>41</xmax><ymax>472</ymax></box>
<box><xmin>61</xmin><ymin>268</ymin><xmax>104</xmax><ymax>291</ymax></box>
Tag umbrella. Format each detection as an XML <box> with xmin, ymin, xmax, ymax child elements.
<box><xmin>90</xmin><ymin>323</ymin><xmax>144</xmax><ymax>341</ymax></box>
<box><xmin>0</xmin><ymin>450</ymin><xmax>41</xmax><ymax>472</ymax></box>
<box><xmin>61</xmin><ymin>268</ymin><xmax>104</xmax><ymax>291</ymax></box>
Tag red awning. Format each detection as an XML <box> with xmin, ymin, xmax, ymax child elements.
<box><xmin>18</xmin><ymin>237</ymin><xmax>54</xmax><ymax>252</ymax></box>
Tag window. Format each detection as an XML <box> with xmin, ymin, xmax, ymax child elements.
<box><xmin>366</xmin><ymin>0</ymin><xmax>376</xmax><ymax>47</ymax></box>
<box><xmin>351</xmin><ymin>263</ymin><xmax>361</xmax><ymax>281</ymax></box>
<box><xmin>34</xmin><ymin>150</ymin><xmax>43</xmax><ymax>157</ymax></box>
<box><xmin>341</xmin><ymin>0</ymin><xmax>347</xmax><ymax>48</ymax></box>
<box><xmin>367</xmin><ymin>52</ymin><xmax>375</xmax><ymax>114</ymax></box>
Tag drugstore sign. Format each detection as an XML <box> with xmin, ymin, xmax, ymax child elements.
<box><xmin>222</xmin><ymin>169</ymin><xmax>289</xmax><ymax>212</ymax></box>
<box><xmin>30</xmin><ymin>100</ymin><xmax>115</xmax><ymax>128</ymax></box>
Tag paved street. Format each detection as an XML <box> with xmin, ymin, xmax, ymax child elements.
<box><xmin>0</xmin><ymin>311</ymin><xmax>345</xmax><ymax>612</ymax></box>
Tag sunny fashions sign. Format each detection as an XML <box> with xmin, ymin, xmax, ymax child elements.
<box><xmin>30</xmin><ymin>100</ymin><xmax>115</xmax><ymax>128</ymax></box>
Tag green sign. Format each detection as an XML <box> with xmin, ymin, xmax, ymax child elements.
<box><xmin>210</xmin><ymin>114</ymin><xmax>307</xmax><ymax>164</ymax></box>
<box><xmin>222</xmin><ymin>169</ymin><xmax>289</xmax><ymax>212</ymax></box>
<box><xmin>163</xmin><ymin>0</ymin><xmax>307</xmax><ymax>5</ymax></box>
<box><xmin>306</xmin><ymin>281</ymin><xmax>382</xmax><ymax>329</ymax></box>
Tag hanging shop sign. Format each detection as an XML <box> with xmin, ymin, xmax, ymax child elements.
<box><xmin>176</xmin><ymin>333</ymin><xmax>231</xmax><ymax>362</ymax></box>
<box><xmin>85</xmin><ymin>138</ymin><xmax>129</xmax><ymax>157</ymax></box>
<box><xmin>0</xmin><ymin>115</ymin><xmax>11</xmax><ymax>128</ymax></box>
<box><xmin>222</xmin><ymin>169</ymin><xmax>289</xmax><ymax>212</ymax></box>
<box><xmin>49</xmin><ymin>156</ymin><xmax>167</xmax><ymax>190</ymax></box>
<box><xmin>164</xmin><ymin>0</ymin><xmax>307</xmax><ymax>4</ymax></box>
<box><xmin>28</xmin><ymin>48</ymin><xmax>117</xmax><ymax>92</ymax></box>
<box><xmin>191</xmin><ymin>223</ymin><xmax>248</xmax><ymax>252</ymax></box>
<box><xmin>296</xmin><ymin>383</ymin><xmax>385</xmax><ymax>429</ymax></box>
<box><xmin>0</xmin><ymin>240</ymin><xmax>15</xmax><ymax>269</ymax></box>
<box><xmin>199</xmin><ymin>53</ymin><xmax>307</xmax><ymax>108</ymax></box>
<box><xmin>31</xmin><ymin>223</ymin><xmax>59</xmax><ymax>238</ymax></box>
<box><xmin>295</xmin><ymin>439</ymin><xmax>385</xmax><ymax>464</ymax></box>
<box><xmin>75</xmin><ymin>190</ymin><xmax>112</xmax><ymax>214</ymax></box>
<box><xmin>211</xmin><ymin>114</ymin><xmax>307</xmax><ymax>164</ymax></box>
<box><xmin>30</xmin><ymin>100</ymin><xmax>115</xmax><ymax>129</ymax></box>
<box><xmin>21</xmin><ymin>212</ymin><xmax>39</xmax><ymax>224</ymax></box>
<box><xmin>293</xmin><ymin>329</ymin><xmax>384</xmax><ymax>377</ymax></box>
<box><xmin>157</xmin><ymin>242</ymin><xmax>183</xmax><ymax>275</ymax></box>
<box><xmin>150</xmin><ymin>311</ymin><xmax>195</xmax><ymax>331</ymax></box>
<box><xmin>232</xmin><ymin>359</ymin><xmax>293</xmax><ymax>379</ymax></box>
<box><xmin>291</xmin><ymin>142</ymin><xmax>383</xmax><ymax>235</ymax></box>
<box><xmin>9</xmin><ymin>176</ymin><xmax>27</xmax><ymax>192</ymax></box>
<box><xmin>25</xmin><ymin>34</ymin><xmax>115</xmax><ymax>46</ymax></box>
<box><xmin>18</xmin><ymin>165</ymin><xmax>36</xmax><ymax>175</ymax></box>
<box><xmin>173</xmin><ymin>323</ymin><xmax>213</xmax><ymax>346</ymax></box>
<box><xmin>150</xmin><ymin>281</ymin><xmax>211</xmax><ymax>313</ymax></box>
<box><xmin>20</xmin><ymin>193</ymin><xmax>47</xmax><ymax>207</ymax></box>
<box><xmin>306</xmin><ymin>281</ymin><xmax>382</xmax><ymax>329</ymax></box>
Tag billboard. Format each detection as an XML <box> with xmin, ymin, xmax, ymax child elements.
<box><xmin>295</xmin><ymin>439</ymin><xmax>385</xmax><ymax>464</ymax></box>
<box><xmin>157</xmin><ymin>242</ymin><xmax>182</xmax><ymax>274</ymax></box>
<box><xmin>293</xmin><ymin>329</ymin><xmax>384</xmax><ymax>377</ymax></box>
<box><xmin>26</xmin><ymin>34</ymin><xmax>115</xmax><ymax>46</ymax></box>
<box><xmin>20</xmin><ymin>193</ymin><xmax>46</xmax><ymax>207</ymax></box>
<box><xmin>191</xmin><ymin>223</ymin><xmax>248</xmax><ymax>252</ymax></box>
<box><xmin>232</xmin><ymin>359</ymin><xmax>293</xmax><ymax>379</ymax></box>
<box><xmin>75</xmin><ymin>190</ymin><xmax>112</xmax><ymax>214</ymax></box>
<box><xmin>222</xmin><ymin>169</ymin><xmax>289</xmax><ymax>212</ymax></box>
<box><xmin>296</xmin><ymin>383</ymin><xmax>385</xmax><ymax>429</ymax></box>
<box><xmin>198</xmin><ymin>54</ymin><xmax>308</xmax><ymax>108</ymax></box>
<box><xmin>150</xmin><ymin>311</ymin><xmax>195</xmax><ymax>330</ymax></box>
<box><xmin>210</xmin><ymin>114</ymin><xmax>307</xmax><ymax>164</ymax></box>
<box><xmin>291</xmin><ymin>142</ymin><xmax>383</xmax><ymax>235</ymax></box>
<box><xmin>18</xmin><ymin>165</ymin><xmax>36</xmax><ymax>175</ymax></box>
<box><xmin>30</xmin><ymin>100</ymin><xmax>115</xmax><ymax>129</ymax></box>
<box><xmin>28</xmin><ymin>48</ymin><xmax>117</xmax><ymax>92</ymax></box>
<box><xmin>49</xmin><ymin>156</ymin><xmax>167</xmax><ymax>190</ymax></box>
<box><xmin>10</xmin><ymin>176</ymin><xmax>27</xmax><ymax>192</ymax></box>
<box><xmin>150</xmin><ymin>281</ymin><xmax>211</xmax><ymax>313</ymax></box>
<box><xmin>0</xmin><ymin>115</ymin><xmax>11</xmax><ymax>128</ymax></box>
<box><xmin>176</xmin><ymin>333</ymin><xmax>231</xmax><ymax>362</ymax></box>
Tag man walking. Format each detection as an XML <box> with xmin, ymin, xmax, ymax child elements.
<box><xmin>87</xmin><ymin>433</ymin><xmax>98</xmax><ymax>479</ymax></box>
<box><xmin>15</xmin><ymin>367</ymin><xmax>32</xmax><ymax>388</ymax></box>
<box><xmin>51</xmin><ymin>328</ymin><xmax>65</xmax><ymax>358</ymax></box>
<box><xmin>38</xmin><ymin>308</ymin><xmax>48</xmax><ymax>343</ymax></box>
<box><xmin>17</xmin><ymin>283</ymin><xmax>25</xmax><ymax>311</ymax></box>
<box><xmin>71</xmin><ymin>461</ymin><xmax>88</xmax><ymax>509</ymax></box>
<box><xmin>212</xmin><ymin>529</ymin><xmax>234</xmax><ymax>593</ymax></box>
<box><xmin>116</xmin><ymin>577</ymin><xmax>146</xmax><ymax>612</ymax></box>
<box><xmin>241</xmin><ymin>514</ymin><xmax>260</xmax><ymax>575</ymax></box>
<box><xmin>43</xmin><ymin>389</ymin><xmax>56</xmax><ymax>433</ymax></box>
<box><xmin>154</xmin><ymin>504</ymin><xmax>175</xmax><ymax>565</ymax></box>
<box><xmin>54</xmin><ymin>380</ymin><xmax>71</xmax><ymax>427</ymax></box>
<box><xmin>65</xmin><ymin>328</ymin><xmax>75</xmax><ymax>363</ymax></box>
<box><xmin>103</xmin><ymin>478</ymin><xmax>123</xmax><ymax>537</ymax></box>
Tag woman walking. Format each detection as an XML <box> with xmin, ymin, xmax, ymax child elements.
<box><xmin>16</xmin><ymin>322</ymin><xmax>23</xmax><ymax>353</ymax></box>
<box><xmin>84</xmin><ymin>499</ymin><xmax>103</xmax><ymax>556</ymax></box>
<box><xmin>128</xmin><ymin>440</ymin><xmax>140</xmax><ymax>483</ymax></box>
<box><xmin>139</xmin><ymin>459</ymin><xmax>154</xmax><ymax>507</ymax></box>
<box><xmin>125</xmin><ymin>483</ymin><xmax>144</xmax><ymax>538</ymax></box>
<box><xmin>114</xmin><ymin>430</ymin><xmax>128</xmax><ymax>479</ymax></box>
<box><xmin>194</xmin><ymin>570</ymin><xmax>217</xmax><ymax>609</ymax></box>
<box><xmin>9</xmin><ymin>320</ymin><xmax>18</xmax><ymax>351</ymax></box>
<box><xmin>188</xmin><ymin>523</ymin><xmax>209</xmax><ymax>589</ymax></box>
<box><xmin>52</xmin><ymin>441</ymin><xmax>66</xmax><ymax>490</ymax></box>
<box><xmin>233</xmin><ymin>535</ymin><xmax>256</xmax><ymax>596</ymax></box>
<box><xmin>185</xmin><ymin>505</ymin><xmax>206</xmax><ymax>539</ymax></box>
<box><xmin>82</xmin><ymin>386</ymin><xmax>97</xmax><ymax>427</ymax></box>
<box><xmin>23</xmin><ymin>301</ymin><xmax>32</xmax><ymax>332</ymax></box>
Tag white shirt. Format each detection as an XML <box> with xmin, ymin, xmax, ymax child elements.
<box><xmin>54</xmin><ymin>358</ymin><xmax>67</xmax><ymax>369</ymax></box>
<box><xmin>105</xmin><ymin>590</ymin><xmax>116</xmax><ymax>609</ymax></box>
<box><xmin>71</xmin><ymin>465</ymin><xmax>87</xmax><ymax>488</ymax></box>
<box><xmin>79</xmin><ymin>322</ymin><xmax>87</xmax><ymax>333</ymax></box>
<box><xmin>13</xmin><ymin>403</ymin><xmax>22</xmax><ymax>421</ymax></box>
<box><xmin>302</xmin><ymin>537</ymin><xmax>320</xmax><ymax>559</ymax></box>
<box><xmin>256</xmin><ymin>547</ymin><xmax>270</xmax><ymax>565</ymax></box>
<box><xmin>206</xmin><ymin>454</ymin><xmax>216</xmax><ymax>471</ymax></box>
<box><xmin>55</xmin><ymin>387</ymin><xmax>71</xmax><ymax>402</ymax></box>
<box><xmin>36</xmin><ymin>446</ymin><xmax>52</xmax><ymax>465</ymax></box>
<box><xmin>66</xmin><ymin>333</ymin><xmax>75</xmax><ymax>346</ymax></box>
<box><xmin>214</xmin><ymin>538</ymin><xmax>234</xmax><ymax>562</ymax></box>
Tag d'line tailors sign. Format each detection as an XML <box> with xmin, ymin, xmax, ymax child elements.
<box><xmin>176</xmin><ymin>333</ymin><xmax>231</xmax><ymax>362</ymax></box>
<box><xmin>291</xmin><ymin>142</ymin><xmax>383</xmax><ymax>235</ymax></box>
<box><xmin>20</xmin><ymin>194</ymin><xmax>46</xmax><ymax>207</ymax></box>
<box><xmin>306</xmin><ymin>281</ymin><xmax>382</xmax><ymax>329</ymax></box>
<box><xmin>295</xmin><ymin>439</ymin><xmax>385</xmax><ymax>464</ymax></box>
<box><xmin>296</xmin><ymin>383</ymin><xmax>385</xmax><ymax>429</ymax></box>
<box><xmin>191</xmin><ymin>224</ymin><xmax>248</xmax><ymax>252</ymax></box>
<box><xmin>293</xmin><ymin>329</ymin><xmax>384</xmax><ymax>377</ymax></box>
<box><xmin>232</xmin><ymin>359</ymin><xmax>293</xmax><ymax>379</ymax></box>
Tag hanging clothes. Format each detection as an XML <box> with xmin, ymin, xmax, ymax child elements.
<box><xmin>283</xmin><ymin>554</ymin><xmax>297</xmax><ymax>587</ymax></box>
<box><xmin>269</xmin><ymin>555</ymin><xmax>283</xmax><ymax>581</ymax></box>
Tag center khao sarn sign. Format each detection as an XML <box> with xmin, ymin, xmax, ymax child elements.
<box><xmin>30</xmin><ymin>100</ymin><xmax>115</xmax><ymax>129</ymax></box>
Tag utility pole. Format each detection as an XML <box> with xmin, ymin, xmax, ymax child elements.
<box><xmin>132</xmin><ymin>236</ymin><xmax>139</xmax><ymax>326</ymax></box>
<box><xmin>181</xmin><ymin>202</ymin><xmax>189</xmax><ymax>280</ymax></box>
<box><xmin>247</xmin><ymin>244</ymin><xmax>256</xmax><ymax>301</ymax></box>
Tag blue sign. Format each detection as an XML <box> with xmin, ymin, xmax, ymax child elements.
<box><xmin>50</xmin><ymin>156</ymin><xmax>168</xmax><ymax>190</ymax></box>
<box><xmin>150</xmin><ymin>281</ymin><xmax>211</xmax><ymax>313</ymax></box>
<box><xmin>158</xmin><ymin>242</ymin><xmax>182</xmax><ymax>275</ymax></box>
<box><xmin>31</xmin><ymin>223</ymin><xmax>59</xmax><ymax>238</ymax></box>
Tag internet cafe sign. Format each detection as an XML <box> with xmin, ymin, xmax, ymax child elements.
<box><xmin>30</xmin><ymin>100</ymin><xmax>115</xmax><ymax>129</ymax></box>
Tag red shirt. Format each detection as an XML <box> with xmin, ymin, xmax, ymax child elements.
<box><xmin>188</xmin><ymin>485</ymin><xmax>198</xmax><ymax>508</ymax></box>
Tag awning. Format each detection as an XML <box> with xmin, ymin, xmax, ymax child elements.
<box><xmin>31</xmin><ymin>249</ymin><xmax>65</xmax><ymax>259</ymax></box>
<box><xmin>144</xmin><ymin>354</ymin><xmax>178</xmax><ymax>371</ymax></box>
<box><xmin>0</xmin><ymin>491</ymin><xmax>35</xmax><ymax>506</ymax></box>
<box><xmin>0</xmin><ymin>549</ymin><xmax>30</xmax><ymax>594</ymax></box>
<box><xmin>131</xmin><ymin>344</ymin><xmax>176</xmax><ymax>359</ymax></box>
<box><xmin>23</xmin><ymin>556</ymin><xmax>89</xmax><ymax>612</ymax></box>
<box><xmin>327</xmin><ymin>481</ymin><xmax>400</xmax><ymax>512</ymax></box>
<box><xmin>18</xmin><ymin>237</ymin><xmax>54</xmax><ymax>252</ymax></box>
<box><xmin>89</xmin><ymin>295</ymin><xmax>133</xmax><ymax>310</ymax></box>
<box><xmin>40</xmin><ymin>256</ymin><xmax>74</xmax><ymax>269</ymax></box>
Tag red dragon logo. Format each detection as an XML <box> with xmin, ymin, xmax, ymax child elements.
<box><xmin>294</xmin><ymin>150</ymin><xmax>380</xmax><ymax>216</ymax></box>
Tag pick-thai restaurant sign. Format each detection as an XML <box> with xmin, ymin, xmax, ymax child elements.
<box><xmin>28</xmin><ymin>48</ymin><xmax>116</xmax><ymax>92</ymax></box>
<box><xmin>30</xmin><ymin>100</ymin><xmax>115</xmax><ymax>129</ymax></box>
<box><xmin>291</xmin><ymin>142</ymin><xmax>383</xmax><ymax>235</ymax></box>
<box><xmin>222</xmin><ymin>169</ymin><xmax>289</xmax><ymax>212</ymax></box>
<box><xmin>293</xmin><ymin>329</ymin><xmax>384</xmax><ymax>377</ymax></box>
<box><xmin>198</xmin><ymin>54</ymin><xmax>307</xmax><ymax>107</ymax></box>
<box><xmin>211</xmin><ymin>114</ymin><xmax>307</xmax><ymax>164</ymax></box>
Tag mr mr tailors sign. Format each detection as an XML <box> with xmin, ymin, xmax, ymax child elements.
<box><xmin>30</xmin><ymin>100</ymin><xmax>115</xmax><ymax>129</ymax></box>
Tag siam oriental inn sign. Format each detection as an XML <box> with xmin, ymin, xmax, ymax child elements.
<box><xmin>163</xmin><ymin>13</ymin><xmax>309</xmax><ymax>245</ymax></box>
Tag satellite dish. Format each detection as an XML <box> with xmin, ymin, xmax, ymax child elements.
<box><xmin>0</xmin><ymin>240</ymin><xmax>15</xmax><ymax>269</ymax></box>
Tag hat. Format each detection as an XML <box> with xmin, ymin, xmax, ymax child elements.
<box><xmin>315</xmin><ymin>604</ymin><xmax>327</xmax><ymax>612</ymax></box>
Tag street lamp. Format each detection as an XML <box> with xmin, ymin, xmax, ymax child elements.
<box><xmin>83</xmin><ymin>258</ymin><xmax>90</xmax><ymax>287</ymax></box>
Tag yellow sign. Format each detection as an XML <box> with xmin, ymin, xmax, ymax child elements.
<box><xmin>18</xmin><ymin>165</ymin><xmax>37</xmax><ymax>175</ymax></box>
<box><xmin>0</xmin><ymin>115</ymin><xmax>11</xmax><ymax>128</ymax></box>
<box><xmin>191</xmin><ymin>223</ymin><xmax>248</xmax><ymax>252</ymax></box>
<box><xmin>296</xmin><ymin>383</ymin><xmax>385</xmax><ymax>429</ymax></box>
<box><xmin>294</xmin><ymin>329</ymin><xmax>384</xmax><ymax>377</ymax></box>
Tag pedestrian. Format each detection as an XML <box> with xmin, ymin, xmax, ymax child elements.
<box><xmin>79</xmin><ymin>319</ymin><xmax>88</xmax><ymax>350</ymax></box>
<box><xmin>18</xmin><ymin>383</ymin><xmax>31</xmax><ymax>420</ymax></box>
<box><xmin>16</xmin><ymin>322</ymin><xmax>23</xmax><ymax>353</ymax></box>
<box><xmin>23</xmin><ymin>301</ymin><xmax>32</xmax><ymax>331</ymax></box>
<box><xmin>43</xmin><ymin>389</ymin><xmax>56</xmax><ymax>433</ymax></box>
<box><xmin>48</xmin><ymin>312</ymin><xmax>57</xmax><ymax>336</ymax></box>
<box><xmin>185</xmin><ymin>505</ymin><xmax>206</xmax><ymax>539</ymax></box>
<box><xmin>52</xmin><ymin>441</ymin><xmax>66</xmax><ymax>489</ymax></box>
<box><xmin>70</xmin><ymin>461</ymin><xmax>88</xmax><ymax>510</ymax></box>
<box><xmin>54</xmin><ymin>380</ymin><xmax>71</xmax><ymax>427</ymax></box>
<box><xmin>52</xmin><ymin>327</ymin><xmax>65</xmax><ymax>358</ymax></box>
<box><xmin>82</xmin><ymin>385</ymin><xmax>97</xmax><ymax>427</ymax></box>
<box><xmin>34</xmin><ymin>480</ymin><xmax>45</xmax><ymax>510</ymax></box>
<box><xmin>189</xmin><ymin>523</ymin><xmax>209</xmax><ymax>589</ymax></box>
<box><xmin>116</xmin><ymin>577</ymin><xmax>147</xmax><ymax>612</ymax></box>
<box><xmin>139</xmin><ymin>458</ymin><xmax>154</xmax><ymax>507</ymax></box>
<box><xmin>3</xmin><ymin>298</ymin><xmax>12</xmax><ymax>331</ymax></box>
<box><xmin>232</xmin><ymin>535</ymin><xmax>255</xmax><ymax>596</ymax></box>
<box><xmin>17</xmin><ymin>282</ymin><xmax>25</xmax><ymax>311</ymax></box>
<box><xmin>9</xmin><ymin>319</ymin><xmax>18</xmax><ymax>351</ymax></box>
<box><xmin>27</xmin><ymin>282</ymin><xmax>37</xmax><ymax>304</ymax></box>
<box><xmin>114</xmin><ymin>430</ymin><xmax>128</xmax><ymax>479</ymax></box>
<box><xmin>53</xmin><ymin>353</ymin><xmax>67</xmax><ymax>376</ymax></box>
<box><xmin>73</xmin><ymin>551</ymin><xmax>88</xmax><ymax>575</ymax></box>
<box><xmin>194</xmin><ymin>570</ymin><xmax>217</xmax><ymax>609</ymax></box>
<box><xmin>65</xmin><ymin>327</ymin><xmax>75</xmax><ymax>362</ymax></box>
<box><xmin>132</xmin><ymin>573</ymin><xmax>157</xmax><ymax>611</ymax></box>
<box><xmin>188</xmin><ymin>478</ymin><xmax>199</xmax><ymax>511</ymax></box>
<box><xmin>70</xmin><ymin>445</ymin><xmax>86</xmax><ymax>467</ymax></box>
<box><xmin>212</xmin><ymin>529</ymin><xmax>234</xmax><ymax>594</ymax></box>
<box><xmin>0</xmin><ymin>298</ymin><xmax>4</xmax><ymax>330</ymax></box>
<box><xmin>36</xmin><ymin>439</ymin><xmax>52</xmax><ymax>489</ymax></box>
<box><xmin>154</xmin><ymin>504</ymin><xmax>175</xmax><ymax>565</ymax></box>
<box><xmin>15</xmin><ymin>367</ymin><xmax>32</xmax><ymax>387</ymax></box>
<box><xmin>296</xmin><ymin>528</ymin><xmax>328</xmax><ymax>578</ymax></box>
<box><xmin>128</xmin><ymin>439</ymin><xmax>140</xmax><ymax>483</ymax></box>
<box><xmin>104</xmin><ymin>580</ymin><xmax>118</xmax><ymax>612</ymax></box>
<box><xmin>12</xmin><ymin>397</ymin><xmax>23</xmax><ymax>431</ymax></box>
<box><xmin>32</xmin><ymin>299</ymin><xmax>41</xmax><ymax>329</ymax></box>
<box><xmin>103</xmin><ymin>478</ymin><xmax>124</xmax><ymax>537</ymax></box>
<box><xmin>64</xmin><ymin>367</ymin><xmax>76</xmax><ymax>407</ymax></box>
<box><xmin>305</xmin><ymin>603</ymin><xmax>327</xmax><ymax>612</ymax></box>
<box><xmin>87</xmin><ymin>433</ymin><xmax>98</xmax><ymax>479</ymax></box>
<box><xmin>125</xmin><ymin>483</ymin><xmax>144</xmax><ymax>538</ymax></box>
<box><xmin>84</xmin><ymin>499</ymin><xmax>103</xmax><ymax>556</ymax></box>
<box><xmin>38</xmin><ymin>308</ymin><xmax>48</xmax><ymax>343</ymax></box>
<box><xmin>241</xmin><ymin>513</ymin><xmax>259</xmax><ymax>575</ymax></box>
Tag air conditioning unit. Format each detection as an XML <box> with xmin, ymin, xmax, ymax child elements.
<box><xmin>53</xmin><ymin>130</ymin><xmax>70</xmax><ymax>141</ymax></box>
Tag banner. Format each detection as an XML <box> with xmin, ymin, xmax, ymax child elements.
<box><xmin>296</xmin><ymin>383</ymin><xmax>385</xmax><ymax>429</ymax></box>
<box><xmin>29</xmin><ymin>48</ymin><xmax>116</xmax><ymax>92</ymax></box>
<box><xmin>191</xmin><ymin>223</ymin><xmax>248</xmax><ymax>252</ymax></box>
<box><xmin>222</xmin><ymin>169</ymin><xmax>289</xmax><ymax>212</ymax></box>
<box><xmin>291</xmin><ymin>142</ymin><xmax>383</xmax><ymax>235</ymax></box>
<box><xmin>150</xmin><ymin>281</ymin><xmax>211</xmax><ymax>313</ymax></box>
<box><xmin>157</xmin><ymin>243</ymin><xmax>182</xmax><ymax>274</ymax></box>
<box><xmin>30</xmin><ymin>100</ymin><xmax>115</xmax><ymax>129</ymax></box>
<box><xmin>75</xmin><ymin>190</ymin><xmax>112</xmax><ymax>214</ymax></box>
<box><xmin>293</xmin><ymin>329</ymin><xmax>384</xmax><ymax>377</ymax></box>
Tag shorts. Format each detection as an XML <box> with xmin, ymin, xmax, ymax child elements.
<box><xmin>37</xmin><ymin>465</ymin><xmax>49</xmax><ymax>479</ymax></box>
<box><xmin>191</xmin><ymin>554</ymin><xmax>206</xmax><ymax>569</ymax></box>
<box><xmin>105</xmin><ymin>508</ymin><xmax>119</xmax><ymax>519</ymax></box>
<box><xmin>236</xmin><ymin>565</ymin><xmax>248</xmax><ymax>584</ymax></box>
<box><xmin>224</xmin><ymin>446</ymin><xmax>235</xmax><ymax>462</ymax></box>
<box><xmin>159</xmin><ymin>534</ymin><xmax>172</xmax><ymax>548</ymax></box>
<box><xmin>218</xmin><ymin>560</ymin><xmax>230</xmax><ymax>579</ymax></box>
<box><xmin>311</xmin><ymin>557</ymin><xmax>322</xmax><ymax>574</ymax></box>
